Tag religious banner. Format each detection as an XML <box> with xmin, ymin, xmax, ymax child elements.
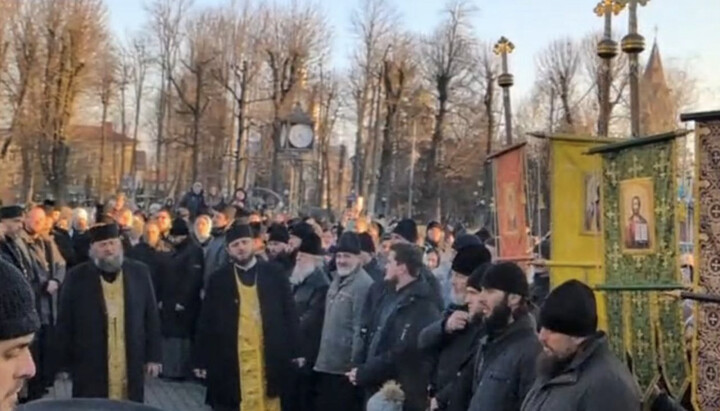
<box><xmin>541</xmin><ymin>135</ymin><xmax>608</xmax><ymax>330</ymax></box>
<box><xmin>681</xmin><ymin>111</ymin><xmax>720</xmax><ymax>411</ymax></box>
<box><xmin>488</xmin><ymin>143</ymin><xmax>530</xmax><ymax>263</ymax></box>
<box><xmin>588</xmin><ymin>131</ymin><xmax>689</xmax><ymax>400</ymax></box>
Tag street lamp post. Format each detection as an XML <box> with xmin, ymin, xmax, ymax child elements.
<box><xmin>618</xmin><ymin>0</ymin><xmax>649</xmax><ymax>137</ymax></box>
<box><xmin>594</xmin><ymin>0</ymin><xmax>624</xmax><ymax>137</ymax></box>
<box><xmin>494</xmin><ymin>37</ymin><xmax>515</xmax><ymax>146</ymax></box>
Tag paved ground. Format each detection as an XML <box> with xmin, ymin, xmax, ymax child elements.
<box><xmin>45</xmin><ymin>378</ymin><xmax>210</xmax><ymax>411</ymax></box>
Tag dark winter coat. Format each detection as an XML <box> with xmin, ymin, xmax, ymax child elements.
<box><xmin>53</xmin><ymin>227</ymin><xmax>77</xmax><ymax>268</ymax></box>
<box><xmin>0</xmin><ymin>236</ymin><xmax>47</xmax><ymax>321</ymax></box>
<box><xmin>157</xmin><ymin>239</ymin><xmax>204</xmax><ymax>338</ymax></box>
<box><xmin>292</xmin><ymin>267</ymin><xmax>330</xmax><ymax>367</ymax></box>
<box><xmin>127</xmin><ymin>242</ymin><xmax>167</xmax><ymax>300</ymax></box>
<box><xmin>71</xmin><ymin>231</ymin><xmax>91</xmax><ymax>266</ymax></box>
<box><xmin>195</xmin><ymin>260</ymin><xmax>300</xmax><ymax>409</ymax></box>
<box><xmin>453</xmin><ymin>313</ymin><xmax>541</xmax><ymax>411</ymax></box>
<box><xmin>356</xmin><ymin>279</ymin><xmax>442</xmax><ymax>411</ymax></box>
<box><xmin>56</xmin><ymin>259</ymin><xmax>162</xmax><ymax>402</ymax></box>
<box><xmin>418</xmin><ymin>306</ymin><xmax>484</xmax><ymax>410</ymax></box>
<box><xmin>364</xmin><ymin>258</ymin><xmax>385</xmax><ymax>283</ymax></box>
<box><xmin>521</xmin><ymin>333</ymin><xmax>642</xmax><ymax>411</ymax></box>
<box><xmin>179</xmin><ymin>190</ymin><xmax>207</xmax><ymax>219</ymax></box>
<box><xmin>419</xmin><ymin>266</ymin><xmax>445</xmax><ymax>311</ymax></box>
<box><xmin>202</xmin><ymin>232</ymin><xmax>229</xmax><ymax>291</ymax></box>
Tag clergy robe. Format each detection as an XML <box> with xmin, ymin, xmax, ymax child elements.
<box><xmin>56</xmin><ymin>259</ymin><xmax>162</xmax><ymax>402</ymax></box>
<box><xmin>195</xmin><ymin>260</ymin><xmax>300</xmax><ymax>410</ymax></box>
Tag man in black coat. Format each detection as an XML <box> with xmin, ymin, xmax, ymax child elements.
<box><xmin>419</xmin><ymin>247</ymin><xmax>491</xmax><ymax>411</ymax></box>
<box><xmin>349</xmin><ymin>243</ymin><xmax>441</xmax><ymax>411</ymax></box>
<box><xmin>56</xmin><ymin>223</ymin><xmax>162</xmax><ymax>403</ymax></box>
<box><xmin>288</xmin><ymin>232</ymin><xmax>330</xmax><ymax>411</ymax></box>
<box><xmin>358</xmin><ymin>232</ymin><xmax>384</xmax><ymax>283</ymax></box>
<box><xmin>521</xmin><ymin>280</ymin><xmax>641</xmax><ymax>411</ymax></box>
<box><xmin>157</xmin><ymin>218</ymin><xmax>204</xmax><ymax>380</ymax></box>
<box><xmin>194</xmin><ymin>224</ymin><xmax>301</xmax><ymax>411</ymax></box>
<box><xmin>451</xmin><ymin>262</ymin><xmax>541</xmax><ymax>411</ymax></box>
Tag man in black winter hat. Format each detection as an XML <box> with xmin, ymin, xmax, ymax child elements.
<box><xmin>458</xmin><ymin>262</ymin><xmax>541</xmax><ymax>411</ymax></box>
<box><xmin>195</xmin><ymin>224</ymin><xmax>300</xmax><ymax>411</ymax></box>
<box><xmin>0</xmin><ymin>258</ymin><xmax>40</xmax><ymax>411</ymax></box>
<box><xmin>521</xmin><ymin>280</ymin><xmax>641</xmax><ymax>411</ymax></box>
<box><xmin>56</xmin><ymin>223</ymin><xmax>162</xmax><ymax>403</ymax></box>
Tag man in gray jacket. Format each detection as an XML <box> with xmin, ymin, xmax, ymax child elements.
<box><xmin>314</xmin><ymin>232</ymin><xmax>373</xmax><ymax>411</ymax></box>
<box><xmin>521</xmin><ymin>280</ymin><xmax>642</xmax><ymax>411</ymax></box>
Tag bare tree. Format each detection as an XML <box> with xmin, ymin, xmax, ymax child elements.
<box><xmin>95</xmin><ymin>45</ymin><xmax>118</xmax><ymax>202</ymax></box>
<box><xmin>145</xmin><ymin>0</ymin><xmax>192</xmax><ymax>195</ymax></box>
<box><xmin>536</xmin><ymin>37</ymin><xmax>582</xmax><ymax>132</ymax></box>
<box><xmin>473</xmin><ymin>43</ymin><xmax>500</xmax><ymax>155</ymax></box>
<box><xmin>377</xmin><ymin>33</ymin><xmax>417</xmax><ymax>214</ymax></box>
<box><xmin>581</xmin><ymin>33</ymin><xmax>629</xmax><ymax>136</ymax></box>
<box><xmin>210</xmin><ymin>0</ymin><xmax>262</xmax><ymax>191</ymax></box>
<box><xmin>35</xmin><ymin>0</ymin><xmax>109</xmax><ymax>201</ymax></box>
<box><xmin>258</xmin><ymin>2</ymin><xmax>329</xmax><ymax>192</ymax></box>
<box><xmin>422</xmin><ymin>0</ymin><xmax>475</xmax><ymax>220</ymax></box>
<box><xmin>349</xmin><ymin>0</ymin><xmax>397</xmax><ymax>197</ymax></box>
<box><xmin>169</xmin><ymin>10</ymin><xmax>217</xmax><ymax>184</ymax></box>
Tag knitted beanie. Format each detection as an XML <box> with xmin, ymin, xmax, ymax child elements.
<box><xmin>451</xmin><ymin>244</ymin><xmax>491</xmax><ymax>276</ymax></box>
<box><xmin>0</xmin><ymin>258</ymin><xmax>40</xmax><ymax>340</ymax></box>
<box><xmin>480</xmin><ymin>262</ymin><xmax>530</xmax><ymax>297</ymax></box>
<box><xmin>540</xmin><ymin>279</ymin><xmax>598</xmax><ymax>337</ymax></box>
<box><xmin>392</xmin><ymin>219</ymin><xmax>418</xmax><ymax>244</ymax></box>
<box><xmin>366</xmin><ymin>381</ymin><xmax>405</xmax><ymax>411</ymax></box>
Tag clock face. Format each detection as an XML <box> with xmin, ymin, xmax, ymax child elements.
<box><xmin>288</xmin><ymin>124</ymin><xmax>314</xmax><ymax>149</ymax></box>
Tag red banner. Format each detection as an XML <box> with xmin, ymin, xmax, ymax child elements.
<box><xmin>493</xmin><ymin>145</ymin><xmax>529</xmax><ymax>261</ymax></box>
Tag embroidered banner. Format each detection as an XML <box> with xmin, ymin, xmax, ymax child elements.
<box><xmin>688</xmin><ymin>112</ymin><xmax>720</xmax><ymax>411</ymax></box>
<box><xmin>489</xmin><ymin>143</ymin><xmax>530</xmax><ymax>262</ymax></box>
<box><xmin>590</xmin><ymin>133</ymin><xmax>689</xmax><ymax>400</ymax></box>
<box><xmin>546</xmin><ymin>136</ymin><xmax>607</xmax><ymax>330</ymax></box>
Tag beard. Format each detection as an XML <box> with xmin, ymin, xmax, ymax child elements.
<box><xmin>290</xmin><ymin>262</ymin><xmax>316</xmax><ymax>284</ymax></box>
<box><xmin>485</xmin><ymin>298</ymin><xmax>512</xmax><ymax>336</ymax></box>
<box><xmin>336</xmin><ymin>263</ymin><xmax>357</xmax><ymax>277</ymax></box>
<box><xmin>450</xmin><ymin>289</ymin><xmax>466</xmax><ymax>306</ymax></box>
<box><xmin>537</xmin><ymin>349</ymin><xmax>575</xmax><ymax>379</ymax></box>
<box><xmin>195</xmin><ymin>231</ymin><xmax>211</xmax><ymax>243</ymax></box>
<box><xmin>93</xmin><ymin>252</ymin><xmax>124</xmax><ymax>273</ymax></box>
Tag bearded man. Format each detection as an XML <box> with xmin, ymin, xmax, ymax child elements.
<box><xmin>521</xmin><ymin>280</ymin><xmax>641</xmax><ymax>411</ymax></box>
<box><xmin>453</xmin><ymin>262</ymin><xmax>541</xmax><ymax>411</ymax></box>
<box><xmin>56</xmin><ymin>223</ymin><xmax>162</xmax><ymax>402</ymax></box>
<box><xmin>287</xmin><ymin>232</ymin><xmax>329</xmax><ymax>411</ymax></box>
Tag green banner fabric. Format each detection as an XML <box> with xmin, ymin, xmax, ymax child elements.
<box><xmin>598</xmin><ymin>135</ymin><xmax>688</xmax><ymax>399</ymax></box>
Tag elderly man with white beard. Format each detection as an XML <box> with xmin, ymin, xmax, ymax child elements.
<box><xmin>287</xmin><ymin>232</ymin><xmax>329</xmax><ymax>411</ymax></box>
<box><xmin>56</xmin><ymin>223</ymin><xmax>162</xmax><ymax>403</ymax></box>
<box><xmin>314</xmin><ymin>232</ymin><xmax>373</xmax><ymax>411</ymax></box>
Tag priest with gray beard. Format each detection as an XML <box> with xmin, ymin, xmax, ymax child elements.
<box><xmin>287</xmin><ymin>232</ymin><xmax>329</xmax><ymax>411</ymax></box>
<box><xmin>56</xmin><ymin>223</ymin><xmax>162</xmax><ymax>403</ymax></box>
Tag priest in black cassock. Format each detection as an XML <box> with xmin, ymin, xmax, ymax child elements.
<box><xmin>194</xmin><ymin>223</ymin><xmax>300</xmax><ymax>411</ymax></box>
<box><xmin>56</xmin><ymin>223</ymin><xmax>162</xmax><ymax>403</ymax></box>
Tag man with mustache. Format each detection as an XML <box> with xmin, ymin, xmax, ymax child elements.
<box><xmin>56</xmin><ymin>223</ymin><xmax>162</xmax><ymax>402</ymax></box>
<box><xmin>314</xmin><ymin>232</ymin><xmax>373</xmax><ymax>411</ymax></box>
<box><xmin>0</xmin><ymin>258</ymin><xmax>40</xmax><ymax>411</ymax></box>
<box><xmin>521</xmin><ymin>280</ymin><xmax>641</xmax><ymax>411</ymax></box>
<box><xmin>459</xmin><ymin>262</ymin><xmax>541</xmax><ymax>411</ymax></box>
<box><xmin>288</xmin><ymin>232</ymin><xmax>329</xmax><ymax>411</ymax></box>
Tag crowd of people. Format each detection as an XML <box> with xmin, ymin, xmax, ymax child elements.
<box><xmin>0</xmin><ymin>186</ymin><xmax>689</xmax><ymax>411</ymax></box>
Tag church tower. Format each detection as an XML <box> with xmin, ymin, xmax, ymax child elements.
<box><xmin>639</xmin><ymin>40</ymin><xmax>677</xmax><ymax>135</ymax></box>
